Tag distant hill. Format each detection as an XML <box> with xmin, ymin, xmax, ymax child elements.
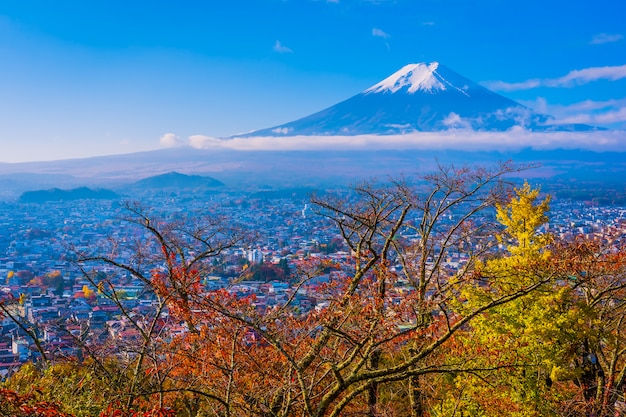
<box><xmin>0</xmin><ymin>173</ymin><xmax>83</xmax><ymax>199</ymax></box>
<box><xmin>132</xmin><ymin>172</ymin><xmax>224</xmax><ymax>189</ymax></box>
<box><xmin>19</xmin><ymin>187</ymin><xmax>119</xmax><ymax>203</ymax></box>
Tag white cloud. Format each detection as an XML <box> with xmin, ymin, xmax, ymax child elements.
<box><xmin>590</xmin><ymin>33</ymin><xmax>623</xmax><ymax>45</ymax></box>
<box><xmin>159</xmin><ymin>133</ymin><xmax>185</xmax><ymax>148</ymax></box>
<box><xmin>372</xmin><ymin>28</ymin><xmax>390</xmax><ymax>39</ymax></box>
<box><xmin>525</xmin><ymin>97</ymin><xmax>549</xmax><ymax>114</ymax></box>
<box><xmin>442</xmin><ymin>112</ymin><xmax>472</xmax><ymax>130</ymax></box>
<box><xmin>483</xmin><ymin>79</ymin><xmax>542</xmax><ymax>92</ymax></box>
<box><xmin>594</xmin><ymin>107</ymin><xmax>626</xmax><ymax>124</ymax></box>
<box><xmin>485</xmin><ymin>64</ymin><xmax>626</xmax><ymax>91</ymax></box>
<box><xmin>522</xmin><ymin>97</ymin><xmax>626</xmax><ymax>114</ymax></box>
<box><xmin>188</xmin><ymin>135</ymin><xmax>222</xmax><ymax>149</ymax></box>
<box><xmin>550</xmin><ymin>65</ymin><xmax>626</xmax><ymax>87</ymax></box>
<box><xmin>159</xmin><ymin>133</ymin><xmax>224</xmax><ymax>149</ymax></box>
<box><xmin>180</xmin><ymin>130</ymin><xmax>626</xmax><ymax>152</ymax></box>
<box><xmin>272</xmin><ymin>127</ymin><xmax>293</xmax><ymax>134</ymax></box>
<box><xmin>519</xmin><ymin>97</ymin><xmax>626</xmax><ymax>128</ymax></box>
<box><xmin>564</xmin><ymin>98</ymin><xmax>626</xmax><ymax>112</ymax></box>
<box><xmin>273</xmin><ymin>40</ymin><xmax>293</xmax><ymax>53</ymax></box>
<box><xmin>555</xmin><ymin>107</ymin><xmax>626</xmax><ymax>125</ymax></box>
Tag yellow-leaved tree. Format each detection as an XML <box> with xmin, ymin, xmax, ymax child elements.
<box><xmin>434</xmin><ymin>181</ymin><xmax>577</xmax><ymax>416</ymax></box>
<box><xmin>435</xmin><ymin>181</ymin><xmax>626</xmax><ymax>417</ymax></box>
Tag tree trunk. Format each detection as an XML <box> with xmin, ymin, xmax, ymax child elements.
<box><xmin>409</xmin><ymin>374</ymin><xmax>424</xmax><ymax>417</ymax></box>
<box><xmin>367</xmin><ymin>349</ymin><xmax>382</xmax><ymax>416</ymax></box>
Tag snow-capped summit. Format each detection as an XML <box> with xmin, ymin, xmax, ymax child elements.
<box><xmin>235</xmin><ymin>62</ymin><xmax>597</xmax><ymax>137</ymax></box>
<box><xmin>365</xmin><ymin>62</ymin><xmax>447</xmax><ymax>94</ymax></box>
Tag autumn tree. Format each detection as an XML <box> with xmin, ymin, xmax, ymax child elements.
<box><xmin>3</xmin><ymin>361</ymin><xmax>121</xmax><ymax>416</ymax></box>
<box><xmin>549</xmin><ymin>232</ymin><xmax>626</xmax><ymax>416</ymax></box>
<box><xmin>434</xmin><ymin>183</ymin><xmax>626</xmax><ymax>417</ymax></box>
<box><xmin>72</xmin><ymin>201</ymin><xmax>248</xmax><ymax>413</ymax></box>
<box><xmin>0</xmin><ymin>386</ymin><xmax>71</xmax><ymax>417</ymax></box>
<box><xmin>432</xmin><ymin>181</ymin><xmax>560</xmax><ymax>416</ymax></box>
<box><xmin>3</xmin><ymin>163</ymin><xmax>568</xmax><ymax>417</ymax></box>
<box><xmin>148</xmin><ymin>162</ymin><xmax>552</xmax><ymax>417</ymax></box>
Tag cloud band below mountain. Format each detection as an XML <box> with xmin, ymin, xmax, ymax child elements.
<box><xmin>163</xmin><ymin>130</ymin><xmax>626</xmax><ymax>153</ymax></box>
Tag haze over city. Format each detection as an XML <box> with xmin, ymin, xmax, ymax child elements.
<box><xmin>1</xmin><ymin>0</ymin><xmax>625</xmax><ymax>163</ymax></box>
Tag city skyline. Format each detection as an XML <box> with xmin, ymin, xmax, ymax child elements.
<box><xmin>1</xmin><ymin>0</ymin><xmax>625</xmax><ymax>162</ymax></box>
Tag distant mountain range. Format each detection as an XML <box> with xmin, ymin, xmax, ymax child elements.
<box><xmin>238</xmin><ymin>62</ymin><xmax>597</xmax><ymax>137</ymax></box>
<box><xmin>14</xmin><ymin>172</ymin><xmax>225</xmax><ymax>202</ymax></box>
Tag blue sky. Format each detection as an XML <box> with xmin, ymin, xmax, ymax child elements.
<box><xmin>1</xmin><ymin>0</ymin><xmax>624</xmax><ymax>162</ymax></box>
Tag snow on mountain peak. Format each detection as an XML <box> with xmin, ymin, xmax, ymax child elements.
<box><xmin>365</xmin><ymin>62</ymin><xmax>447</xmax><ymax>94</ymax></box>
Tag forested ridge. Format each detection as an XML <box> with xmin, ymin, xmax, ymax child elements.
<box><xmin>2</xmin><ymin>164</ymin><xmax>625</xmax><ymax>417</ymax></box>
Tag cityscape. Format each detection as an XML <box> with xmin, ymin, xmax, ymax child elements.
<box><xmin>1</xmin><ymin>179</ymin><xmax>625</xmax><ymax>375</ymax></box>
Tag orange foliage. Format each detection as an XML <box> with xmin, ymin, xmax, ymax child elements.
<box><xmin>0</xmin><ymin>388</ymin><xmax>72</xmax><ymax>417</ymax></box>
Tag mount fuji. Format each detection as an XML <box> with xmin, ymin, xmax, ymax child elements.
<box><xmin>237</xmin><ymin>62</ymin><xmax>596</xmax><ymax>137</ymax></box>
<box><xmin>2</xmin><ymin>62</ymin><xmax>623</xmax><ymax>193</ymax></box>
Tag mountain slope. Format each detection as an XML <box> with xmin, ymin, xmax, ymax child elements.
<box><xmin>237</xmin><ymin>62</ymin><xmax>595</xmax><ymax>136</ymax></box>
<box><xmin>132</xmin><ymin>171</ymin><xmax>224</xmax><ymax>189</ymax></box>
